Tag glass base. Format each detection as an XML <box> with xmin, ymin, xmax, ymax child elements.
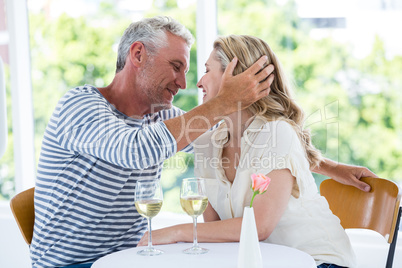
<box><xmin>137</xmin><ymin>247</ymin><xmax>164</xmax><ymax>256</ymax></box>
<box><xmin>183</xmin><ymin>246</ymin><xmax>209</xmax><ymax>255</ymax></box>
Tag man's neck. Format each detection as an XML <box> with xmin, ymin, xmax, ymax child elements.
<box><xmin>98</xmin><ymin>75</ymin><xmax>148</xmax><ymax>119</ymax></box>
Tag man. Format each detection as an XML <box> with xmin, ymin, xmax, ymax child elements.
<box><xmin>30</xmin><ymin>16</ymin><xmax>375</xmax><ymax>268</ymax></box>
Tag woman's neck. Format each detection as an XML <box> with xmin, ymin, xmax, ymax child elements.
<box><xmin>221</xmin><ymin>109</ymin><xmax>254</xmax><ymax>183</ymax></box>
<box><xmin>223</xmin><ymin>110</ymin><xmax>254</xmax><ymax>146</ymax></box>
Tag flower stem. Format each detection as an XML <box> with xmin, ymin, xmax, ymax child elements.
<box><xmin>250</xmin><ymin>191</ymin><xmax>258</xmax><ymax>207</ymax></box>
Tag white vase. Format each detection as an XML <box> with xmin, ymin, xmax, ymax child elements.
<box><xmin>238</xmin><ymin>206</ymin><xmax>263</xmax><ymax>268</ymax></box>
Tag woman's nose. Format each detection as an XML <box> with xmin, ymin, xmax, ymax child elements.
<box><xmin>196</xmin><ymin>77</ymin><xmax>203</xmax><ymax>88</ymax></box>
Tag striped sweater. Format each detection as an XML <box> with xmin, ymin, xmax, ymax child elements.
<box><xmin>30</xmin><ymin>85</ymin><xmax>190</xmax><ymax>267</ymax></box>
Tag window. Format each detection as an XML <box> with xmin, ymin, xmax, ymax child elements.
<box><xmin>1</xmin><ymin>0</ymin><xmax>401</xmax><ymax>206</ymax></box>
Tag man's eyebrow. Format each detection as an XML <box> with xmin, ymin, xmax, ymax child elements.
<box><xmin>171</xmin><ymin>60</ymin><xmax>189</xmax><ymax>73</ymax></box>
<box><xmin>171</xmin><ymin>60</ymin><xmax>184</xmax><ymax>66</ymax></box>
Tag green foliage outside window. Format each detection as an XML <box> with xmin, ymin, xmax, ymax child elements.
<box><xmin>0</xmin><ymin>0</ymin><xmax>401</xmax><ymax>207</ymax></box>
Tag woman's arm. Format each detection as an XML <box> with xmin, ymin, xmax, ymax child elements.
<box><xmin>251</xmin><ymin>169</ymin><xmax>294</xmax><ymax>240</ymax></box>
<box><xmin>137</xmin><ymin>169</ymin><xmax>294</xmax><ymax>246</ymax></box>
<box><xmin>312</xmin><ymin>157</ymin><xmax>377</xmax><ymax>192</ymax></box>
<box><xmin>202</xmin><ymin>201</ymin><xmax>220</xmax><ymax>222</ymax></box>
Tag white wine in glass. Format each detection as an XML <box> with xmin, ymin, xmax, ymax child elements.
<box><xmin>180</xmin><ymin>196</ymin><xmax>208</xmax><ymax>217</ymax></box>
<box><xmin>180</xmin><ymin>178</ymin><xmax>209</xmax><ymax>254</ymax></box>
<box><xmin>135</xmin><ymin>180</ymin><xmax>163</xmax><ymax>256</ymax></box>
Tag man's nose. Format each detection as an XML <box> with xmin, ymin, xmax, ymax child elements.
<box><xmin>176</xmin><ymin>72</ymin><xmax>187</xmax><ymax>89</ymax></box>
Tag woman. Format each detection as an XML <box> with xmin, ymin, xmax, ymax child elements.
<box><xmin>139</xmin><ymin>35</ymin><xmax>356</xmax><ymax>268</ymax></box>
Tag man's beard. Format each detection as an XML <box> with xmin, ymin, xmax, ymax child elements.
<box><xmin>138</xmin><ymin>61</ymin><xmax>172</xmax><ymax>114</ymax></box>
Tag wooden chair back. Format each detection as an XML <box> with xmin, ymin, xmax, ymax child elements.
<box><xmin>320</xmin><ymin>177</ymin><xmax>402</xmax><ymax>268</ymax></box>
<box><xmin>320</xmin><ymin>177</ymin><xmax>400</xmax><ymax>243</ymax></box>
<box><xmin>9</xmin><ymin>187</ymin><xmax>35</xmax><ymax>245</ymax></box>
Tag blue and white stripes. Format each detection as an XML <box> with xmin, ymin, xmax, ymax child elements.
<box><xmin>30</xmin><ymin>85</ymin><xmax>190</xmax><ymax>267</ymax></box>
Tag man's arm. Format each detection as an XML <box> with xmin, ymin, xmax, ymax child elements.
<box><xmin>312</xmin><ymin>158</ymin><xmax>378</xmax><ymax>192</ymax></box>
<box><xmin>164</xmin><ymin>56</ymin><xmax>275</xmax><ymax>151</ymax></box>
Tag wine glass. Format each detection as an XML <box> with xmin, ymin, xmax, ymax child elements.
<box><xmin>180</xmin><ymin>178</ymin><xmax>209</xmax><ymax>254</ymax></box>
<box><xmin>134</xmin><ymin>180</ymin><xmax>164</xmax><ymax>256</ymax></box>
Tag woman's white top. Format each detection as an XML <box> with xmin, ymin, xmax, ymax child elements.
<box><xmin>193</xmin><ymin>116</ymin><xmax>356</xmax><ymax>267</ymax></box>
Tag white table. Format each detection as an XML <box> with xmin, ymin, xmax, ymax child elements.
<box><xmin>91</xmin><ymin>242</ymin><xmax>316</xmax><ymax>268</ymax></box>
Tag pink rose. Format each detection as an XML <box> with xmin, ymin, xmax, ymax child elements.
<box><xmin>250</xmin><ymin>173</ymin><xmax>271</xmax><ymax>207</ymax></box>
<box><xmin>251</xmin><ymin>173</ymin><xmax>271</xmax><ymax>194</ymax></box>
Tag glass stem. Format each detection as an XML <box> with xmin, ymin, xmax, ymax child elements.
<box><xmin>147</xmin><ymin>217</ymin><xmax>153</xmax><ymax>250</ymax></box>
<box><xmin>192</xmin><ymin>216</ymin><xmax>198</xmax><ymax>248</ymax></box>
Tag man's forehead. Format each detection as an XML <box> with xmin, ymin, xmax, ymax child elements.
<box><xmin>167</xmin><ymin>34</ymin><xmax>190</xmax><ymax>54</ymax></box>
<box><xmin>160</xmin><ymin>34</ymin><xmax>190</xmax><ymax>67</ymax></box>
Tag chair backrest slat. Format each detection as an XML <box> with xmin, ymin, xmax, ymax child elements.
<box><xmin>9</xmin><ymin>187</ymin><xmax>35</xmax><ymax>245</ymax></box>
<box><xmin>320</xmin><ymin>177</ymin><xmax>400</xmax><ymax>243</ymax></box>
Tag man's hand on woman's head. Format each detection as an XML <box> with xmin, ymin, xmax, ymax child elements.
<box><xmin>216</xmin><ymin>56</ymin><xmax>275</xmax><ymax>112</ymax></box>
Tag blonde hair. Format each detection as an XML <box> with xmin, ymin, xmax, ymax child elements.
<box><xmin>213</xmin><ymin>35</ymin><xmax>322</xmax><ymax>169</ymax></box>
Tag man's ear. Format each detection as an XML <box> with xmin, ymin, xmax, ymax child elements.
<box><xmin>129</xmin><ymin>42</ymin><xmax>146</xmax><ymax>67</ymax></box>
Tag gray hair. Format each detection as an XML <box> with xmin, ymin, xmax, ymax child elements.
<box><xmin>116</xmin><ymin>16</ymin><xmax>194</xmax><ymax>73</ymax></box>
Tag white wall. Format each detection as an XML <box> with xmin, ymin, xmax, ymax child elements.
<box><xmin>0</xmin><ymin>202</ymin><xmax>31</xmax><ymax>268</ymax></box>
